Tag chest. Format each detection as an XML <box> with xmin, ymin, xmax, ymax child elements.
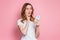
<box><xmin>23</xmin><ymin>21</ymin><xmax>35</xmax><ymax>29</ymax></box>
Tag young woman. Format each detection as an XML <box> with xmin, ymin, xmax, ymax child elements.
<box><xmin>17</xmin><ymin>3</ymin><xmax>40</xmax><ymax>40</ymax></box>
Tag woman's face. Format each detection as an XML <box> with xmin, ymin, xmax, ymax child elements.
<box><xmin>25</xmin><ymin>5</ymin><xmax>32</xmax><ymax>17</ymax></box>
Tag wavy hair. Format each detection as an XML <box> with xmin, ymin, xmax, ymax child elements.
<box><xmin>21</xmin><ymin>3</ymin><xmax>35</xmax><ymax>23</ymax></box>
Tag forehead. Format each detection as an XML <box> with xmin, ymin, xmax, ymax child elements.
<box><xmin>26</xmin><ymin>5</ymin><xmax>32</xmax><ymax>8</ymax></box>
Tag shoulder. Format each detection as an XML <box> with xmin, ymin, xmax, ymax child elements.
<box><xmin>17</xmin><ymin>18</ymin><xmax>23</xmax><ymax>25</ymax></box>
<box><xmin>17</xmin><ymin>19</ymin><xmax>22</xmax><ymax>22</ymax></box>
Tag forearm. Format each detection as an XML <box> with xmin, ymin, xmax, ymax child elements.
<box><xmin>22</xmin><ymin>24</ymin><xmax>28</xmax><ymax>35</ymax></box>
<box><xmin>35</xmin><ymin>25</ymin><xmax>40</xmax><ymax>38</ymax></box>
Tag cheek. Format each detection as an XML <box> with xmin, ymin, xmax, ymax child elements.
<box><xmin>25</xmin><ymin>9</ymin><xmax>33</xmax><ymax>16</ymax></box>
<box><xmin>25</xmin><ymin>10</ymin><xmax>29</xmax><ymax>16</ymax></box>
<box><xmin>25</xmin><ymin>10</ymin><xmax>29</xmax><ymax>13</ymax></box>
<box><xmin>30</xmin><ymin>9</ymin><xmax>32</xmax><ymax>12</ymax></box>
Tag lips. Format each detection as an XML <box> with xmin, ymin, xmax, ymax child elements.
<box><xmin>28</xmin><ymin>12</ymin><xmax>31</xmax><ymax>14</ymax></box>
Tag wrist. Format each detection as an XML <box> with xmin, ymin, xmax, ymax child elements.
<box><xmin>36</xmin><ymin>25</ymin><xmax>39</xmax><ymax>27</ymax></box>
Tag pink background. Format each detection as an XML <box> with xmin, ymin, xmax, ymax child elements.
<box><xmin>0</xmin><ymin>0</ymin><xmax>60</xmax><ymax>40</ymax></box>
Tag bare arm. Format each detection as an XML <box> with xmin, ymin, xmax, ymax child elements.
<box><xmin>35</xmin><ymin>25</ymin><xmax>40</xmax><ymax>38</ymax></box>
<box><xmin>18</xmin><ymin>21</ymin><xmax>29</xmax><ymax>35</ymax></box>
<box><xmin>18</xmin><ymin>16</ymin><xmax>30</xmax><ymax>35</ymax></box>
<box><xmin>34</xmin><ymin>17</ymin><xmax>40</xmax><ymax>38</ymax></box>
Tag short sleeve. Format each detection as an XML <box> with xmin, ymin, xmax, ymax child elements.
<box><xmin>17</xmin><ymin>19</ymin><xmax>26</xmax><ymax>29</ymax></box>
<box><xmin>17</xmin><ymin>19</ymin><xmax>23</xmax><ymax>26</ymax></box>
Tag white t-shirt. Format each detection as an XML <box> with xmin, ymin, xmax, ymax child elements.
<box><xmin>17</xmin><ymin>19</ymin><xmax>37</xmax><ymax>40</ymax></box>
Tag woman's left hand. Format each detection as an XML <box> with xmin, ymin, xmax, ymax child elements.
<box><xmin>34</xmin><ymin>18</ymin><xmax>40</xmax><ymax>26</ymax></box>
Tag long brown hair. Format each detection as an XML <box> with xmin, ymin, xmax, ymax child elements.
<box><xmin>21</xmin><ymin>3</ymin><xmax>35</xmax><ymax>23</ymax></box>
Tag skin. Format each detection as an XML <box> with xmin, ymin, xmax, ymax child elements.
<box><xmin>18</xmin><ymin>5</ymin><xmax>40</xmax><ymax>38</ymax></box>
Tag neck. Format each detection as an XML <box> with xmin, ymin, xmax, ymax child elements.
<box><xmin>26</xmin><ymin>16</ymin><xmax>30</xmax><ymax>21</ymax></box>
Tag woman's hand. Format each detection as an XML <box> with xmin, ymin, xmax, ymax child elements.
<box><xmin>35</xmin><ymin>19</ymin><xmax>40</xmax><ymax>38</ymax></box>
<box><xmin>34</xmin><ymin>16</ymin><xmax>40</xmax><ymax>38</ymax></box>
<box><xmin>34</xmin><ymin>19</ymin><xmax>40</xmax><ymax>25</ymax></box>
<box><xmin>34</xmin><ymin>15</ymin><xmax>40</xmax><ymax>25</ymax></box>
